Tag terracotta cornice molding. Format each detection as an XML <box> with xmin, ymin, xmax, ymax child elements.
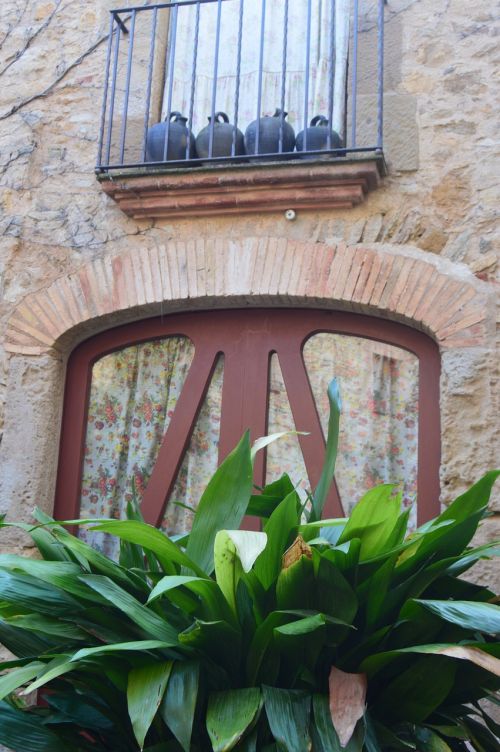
<box><xmin>98</xmin><ymin>158</ymin><xmax>384</xmax><ymax>219</ymax></box>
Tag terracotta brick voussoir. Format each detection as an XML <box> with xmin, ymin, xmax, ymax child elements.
<box><xmin>3</xmin><ymin>239</ymin><xmax>491</xmax><ymax>356</ymax></box>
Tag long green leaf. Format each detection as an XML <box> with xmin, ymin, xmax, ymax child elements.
<box><xmin>148</xmin><ymin>574</ymin><xmax>229</xmax><ymax>617</ymax></box>
<box><xmin>23</xmin><ymin>656</ymin><xmax>77</xmax><ymax>694</ymax></box>
<box><xmin>311</xmin><ymin>378</ymin><xmax>342</xmax><ymax>522</ymax></box>
<box><xmin>186</xmin><ymin>432</ymin><xmax>253</xmax><ymax>574</ymax></box>
<box><xmin>87</xmin><ymin>519</ymin><xmax>206</xmax><ymax>577</ymax></box>
<box><xmin>0</xmin><ymin>662</ymin><xmax>44</xmax><ymax>701</ymax></box>
<box><xmin>128</xmin><ymin>661</ymin><xmax>173</xmax><ymax>750</ymax></box>
<box><xmin>79</xmin><ymin>574</ymin><xmax>179</xmax><ymax>643</ymax></box>
<box><xmin>312</xmin><ymin>695</ymin><xmax>342</xmax><ymax>752</ymax></box>
<box><xmin>3</xmin><ymin>614</ymin><xmax>88</xmax><ymax>641</ymax></box>
<box><xmin>337</xmin><ymin>485</ymin><xmax>401</xmax><ymax>559</ymax></box>
<box><xmin>416</xmin><ymin>599</ymin><xmax>500</xmax><ymax>635</ymax></box>
<box><xmin>362</xmin><ymin>642</ymin><xmax>500</xmax><ymax>677</ymax></box>
<box><xmin>72</xmin><ymin>639</ymin><xmax>175</xmax><ymax>661</ymax></box>
<box><xmin>254</xmin><ymin>491</ymin><xmax>299</xmax><ymax>590</ymax></box>
<box><xmin>160</xmin><ymin>660</ymin><xmax>199</xmax><ymax>752</ymax></box>
<box><xmin>0</xmin><ymin>569</ymin><xmax>83</xmax><ymax>616</ymax></box>
<box><xmin>0</xmin><ymin>701</ymin><xmax>67</xmax><ymax>752</ymax></box>
<box><xmin>439</xmin><ymin>470</ymin><xmax>500</xmax><ymax>524</ymax></box>
<box><xmin>263</xmin><ymin>686</ymin><xmax>311</xmax><ymax>752</ymax></box>
<box><xmin>0</xmin><ymin>556</ymin><xmax>106</xmax><ymax>603</ymax></box>
<box><xmin>207</xmin><ymin>688</ymin><xmax>262</xmax><ymax>751</ymax></box>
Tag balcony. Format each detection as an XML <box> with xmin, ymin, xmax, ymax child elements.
<box><xmin>97</xmin><ymin>0</ymin><xmax>386</xmax><ymax>219</ymax></box>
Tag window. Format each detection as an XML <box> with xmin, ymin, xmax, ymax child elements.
<box><xmin>97</xmin><ymin>0</ymin><xmax>385</xmax><ymax>171</ymax></box>
<box><xmin>55</xmin><ymin>309</ymin><xmax>440</xmax><ymax>546</ymax></box>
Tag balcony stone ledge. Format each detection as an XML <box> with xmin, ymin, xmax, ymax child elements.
<box><xmin>97</xmin><ymin>156</ymin><xmax>385</xmax><ymax>220</ymax></box>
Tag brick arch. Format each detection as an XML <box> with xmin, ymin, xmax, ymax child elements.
<box><xmin>4</xmin><ymin>238</ymin><xmax>490</xmax><ymax>355</ymax></box>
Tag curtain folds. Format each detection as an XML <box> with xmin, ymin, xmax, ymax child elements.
<box><xmin>162</xmin><ymin>0</ymin><xmax>351</xmax><ymax>140</ymax></box>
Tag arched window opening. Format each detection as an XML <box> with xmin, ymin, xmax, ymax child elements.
<box><xmin>55</xmin><ymin>309</ymin><xmax>440</xmax><ymax>548</ymax></box>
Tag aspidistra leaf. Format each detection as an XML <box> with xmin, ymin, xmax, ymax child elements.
<box><xmin>207</xmin><ymin>687</ymin><xmax>262</xmax><ymax>751</ymax></box>
<box><xmin>128</xmin><ymin>661</ymin><xmax>173</xmax><ymax>750</ymax></box>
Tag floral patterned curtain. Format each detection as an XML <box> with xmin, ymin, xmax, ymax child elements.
<box><xmin>162</xmin><ymin>0</ymin><xmax>351</xmax><ymax>139</ymax></box>
<box><xmin>267</xmin><ymin>336</ymin><xmax>419</xmax><ymax>524</ymax></box>
<box><xmin>79</xmin><ymin>331</ymin><xmax>419</xmax><ymax>554</ymax></box>
<box><xmin>80</xmin><ymin>337</ymin><xmax>195</xmax><ymax>556</ymax></box>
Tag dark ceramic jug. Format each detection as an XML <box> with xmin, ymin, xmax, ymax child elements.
<box><xmin>296</xmin><ymin>115</ymin><xmax>341</xmax><ymax>156</ymax></box>
<box><xmin>195</xmin><ymin>112</ymin><xmax>245</xmax><ymax>159</ymax></box>
<box><xmin>244</xmin><ymin>108</ymin><xmax>295</xmax><ymax>156</ymax></box>
<box><xmin>146</xmin><ymin>111</ymin><xmax>196</xmax><ymax>162</ymax></box>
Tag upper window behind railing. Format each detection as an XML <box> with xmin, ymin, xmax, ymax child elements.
<box><xmin>97</xmin><ymin>0</ymin><xmax>385</xmax><ymax>172</ymax></box>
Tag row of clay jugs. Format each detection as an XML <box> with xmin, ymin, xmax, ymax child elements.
<box><xmin>146</xmin><ymin>109</ymin><xmax>341</xmax><ymax>162</ymax></box>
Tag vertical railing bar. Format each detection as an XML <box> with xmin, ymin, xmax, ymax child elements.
<box><xmin>96</xmin><ymin>13</ymin><xmax>114</xmax><ymax>169</ymax></box>
<box><xmin>119</xmin><ymin>9</ymin><xmax>136</xmax><ymax>164</ymax></box>
<box><xmin>142</xmin><ymin>7</ymin><xmax>158</xmax><ymax>162</ymax></box>
<box><xmin>302</xmin><ymin>0</ymin><xmax>312</xmax><ymax>152</ymax></box>
<box><xmin>278</xmin><ymin>0</ymin><xmax>289</xmax><ymax>153</ymax></box>
<box><xmin>255</xmin><ymin>0</ymin><xmax>267</xmax><ymax>154</ymax></box>
<box><xmin>232</xmin><ymin>0</ymin><xmax>244</xmax><ymax>156</ymax></box>
<box><xmin>187</xmin><ymin>1</ymin><xmax>200</xmax><ymax>159</ymax></box>
<box><xmin>105</xmin><ymin>19</ymin><xmax>121</xmax><ymax>166</ymax></box>
<box><xmin>377</xmin><ymin>0</ymin><xmax>384</xmax><ymax>150</ymax></box>
<box><xmin>208</xmin><ymin>0</ymin><xmax>223</xmax><ymax>158</ymax></box>
<box><xmin>326</xmin><ymin>0</ymin><xmax>336</xmax><ymax>150</ymax></box>
<box><xmin>351</xmin><ymin>0</ymin><xmax>359</xmax><ymax>148</ymax></box>
<box><xmin>163</xmin><ymin>4</ymin><xmax>179</xmax><ymax>161</ymax></box>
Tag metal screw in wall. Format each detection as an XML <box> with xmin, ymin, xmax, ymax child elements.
<box><xmin>285</xmin><ymin>209</ymin><xmax>296</xmax><ymax>221</ymax></box>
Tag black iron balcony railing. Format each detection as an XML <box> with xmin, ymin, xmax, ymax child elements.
<box><xmin>96</xmin><ymin>0</ymin><xmax>385</xmax><ymax>173</ymax></box>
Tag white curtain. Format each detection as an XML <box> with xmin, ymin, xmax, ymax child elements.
<box><xmin>162</xmin><ymin>0</ymin><xmax>351</xmax><ymax>140</ymax></box>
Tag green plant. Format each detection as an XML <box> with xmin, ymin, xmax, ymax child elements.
<box><xmin>0</xmin><ymin>380</ymin><xmax>499</xmax><ymax>751</ymax></box>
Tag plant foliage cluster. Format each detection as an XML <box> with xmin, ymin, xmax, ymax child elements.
<box><xmin>0</xmin><ymin>382</ymin><xmax>499</xmax><ymax>751</ymax></box>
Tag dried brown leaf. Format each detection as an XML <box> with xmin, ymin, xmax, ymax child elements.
<box><xmin>329</xmin><ymin>666</ymin><xmax>367</xmax><ymax>748</ymax></box>
<box><xmin>282</xmin><ymin>535</ymin><xmax>312</xmax><ymax>569</ymax></box>
<box><xmin>436</xmin><ymin>645</ymin><xmax>500</xmax><ymax>677</ymax></box>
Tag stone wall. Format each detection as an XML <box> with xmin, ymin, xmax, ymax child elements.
<box><xmin>0</xmin><ymin>0</ymin><xmax>499</xmax><ymax>568</ymax></box>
